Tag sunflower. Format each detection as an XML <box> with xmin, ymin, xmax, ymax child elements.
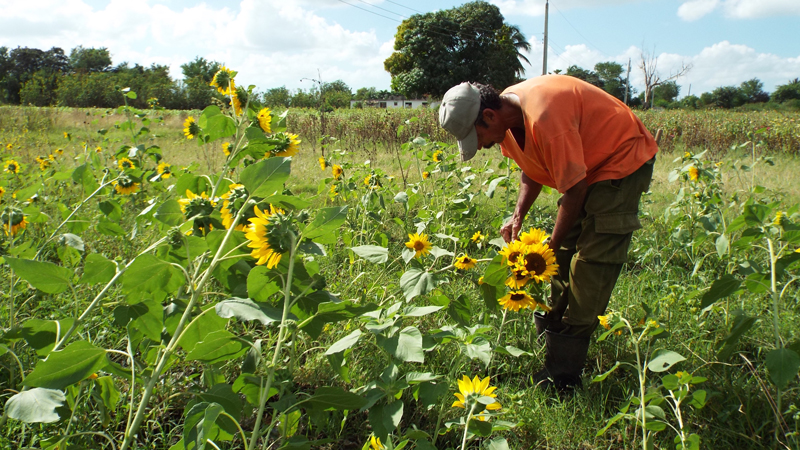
<box><xmin>329</xmin><ymin>183</ymin><xmax>340</xmax><ymax>198</ymax></box>
<box><xmin>0</xmin><ymin>186</ymin><xmax>5</xmax><ymax>197</ymax></box>
<box><xmin>471</xmin><ymin>231</ymin><xmax>485</xmax><ymax>243</ymax></box>
<box><xmin>95</xmin><ymin>146</ymin><xmax>102</xmax><ymax>153</ymax></box>
<box><xmin>598</xmin><ymin>314</ymin><xmax>611</xmax><ymax>330</ymax></box>
<box><xmin>454</xmin><ymin>254</ymin><xmax>477</xmax><ymax>270</ymax></box>
<box><xmin>114</xmin><ymin>176</ymin><xmax>140</xmax><ymax>195</ymax></box>
<box><xmin>266</xmin><ymin>132</ymin><xmax>300</xmax><ymax>158</ymax></box>
<box><xmin>35</xmin><ymin>157</ymin><xmax>50</xmax><ymax>171</ymax></box>
<box><xmin>1</xmin><ymin>207</ymin><xmax>28</xmax><ymax>236</ymax></box>
<box><xmin>405</xmin><ymin>233</ymin><xmax>432</xmax><ymax>258</ymax></box>
<box><xmin>117</xmin><ymin>157</ymin><xmax>136</xmax><ymax>170</ymax></box>
<box><xmin>683</xmin><ymin>151</ymin><xmax>691</xmax><ymax>159</ymax></box>
<box><xmin>498</xmin><ymin>240</ymin><xmax>526</xmax><ymax>266</ymax></box>
<box><xmin>363</xmin><ymin>173</ymin><xmax>380</xmax><ymax>190</ymax></box>
<box><xmin>186</xmin><ymin>221</ymin><xmax>214</xmax><ymax>236</ymax></box>
<box><xmin>432</xmin><ymin>150</ymin><xmax>443</xmax><ymax>163</ymax></box>
<box><xmin>498</xmin><ymin>290</ymin><xmax>536</xmax><ymax>312</ymax></box>
<box><xmin>231</xmin><ymin>92</ymin><xmax>243</xmax><ymax>116</ymax></box>
<box><xmin>369</xmin><ymin>435</ymin><xmax>384</xmax><ymax>450</ymax></box>
<box><xmin>222</xmin><ymin>142</ymin><xmax>232</xmax><ymax>156</ymax></box>
<box><xmin>688</xmin><ymin>166</ymin><xmax>699</xmax><ymax>181</ymax></box>
<box><xmin>332</xmin><ymin>164</ymin><xmax>343</xmax><ymax>180</ymax></box>
<box><xmin>513</xmin><ymin>243</ymin><xmax>558</xmax><ymax>283</ymax></box>
<box><xmin>773</xmin><ymin>211</ymin><xmax>783</xmax><ymax>226</ymax></box>
<box><xmin>4</xmin><ymin>160</ymin><xmax>20</xmax><ymax>174</ymax></box>
<box><xmin>209</xmin><ymin>66</ymin><xmax>236</xmax><ymax>95</ymax></box>
<box><xmin>318</xmin><ymin>156</ymin><xmax>327</xmax><ymax>170</ymax></box>
<box><xmin>64</xmin><ymin>132</ymin><xmax>71</xmax><ymax>140</ymax></box>
<box><xmin>47</xmin><ymin>154</ymin><xmax>55</xmax><ymax>161</ymax></box>
<box><xmin>55</xmin><ymin>148</ymin><xmax>64</xmax><ymax>155</ymax></box>
<box><xmin>422</xmin><ymin>171</ymin><xmax>430</xmax><ymax>179</ymax></box>
<box><xmin>5</xmin><ymin>143</ymin><xmax>12</xmax><ymax>150</ymax></box>
<box><xmin>178</xmin><ymin>190</ymin><xmax>216</xmax><ymax>216</ymax></box>
<box><xmin>183</xmin><ymin>117</ymin><xmax>200</xmax><ymax>139</ymax></box>
<box><xmin>257</xmin><ymin>107</ymin><xmax>272</xmax><ymax>133</ymax></box>
<box><xmin>505</xmin><ymin>267</ymin><xmax>530</xmax><ymax>289</ymax></box>
<box><xmin>519</xmin><ymin>227</ymin><xmax>549</xmax><ymax>245</ymax></box>
<box><xmin>157</xmin><ymin>162</ymin><xmax>172</xmax><ymax>179</ymax></box>
<box><xmin>245</xmin><ymin>204</ymin><xmax>290</xmax><ymax>269</ymax></box>
<box><xmin>452</xmin><ymin>375</ymin><xmax>501</xmax><ymax>416</ymax></box>
<box><xmin>220</xmin><ymin>184</ymin><xmax>249</xmax><ymax>231</ymax></box>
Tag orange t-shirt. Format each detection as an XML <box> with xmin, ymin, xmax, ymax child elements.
<box><xmin>500</xmin><ymin>75</ymin><xmax>658</xmax><ymax>193</ymax></box>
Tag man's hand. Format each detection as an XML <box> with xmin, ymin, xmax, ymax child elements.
<box><xmin>501</xmin><ymin>172</ymin><xmax>542</xmax><ymax>243</ymax></box>
<box><xmin>501</xmin><ymin>213</ymin><xmax>523</xmax><ymax>243</ymax></box>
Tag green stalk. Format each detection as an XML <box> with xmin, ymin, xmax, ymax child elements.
<box><xmin>52</xmin><ymin>236</ymin><xmax>167</xmax><ymax>352</ymax></box>
<box><xmin>119</xmin><ymin>201</ymin><xmax>249</xmax><ymax>450</ymax></box>
<box><xmin>627</xmin><ymin>318</ymin><xmax>648</xmax><ymax>450</ymax></box>
<box><xmin>250</xmin><ymin>233</ymin><xmax>298</xmax><ymax>450</ymax></box>
<box><xmin>460</xmin><ymin>402</ymin><xmax>476</xmax><ymax>450</ymax></box>
<box><xmin>33</xmin><ymin>173</ymin><xmax>115</xmax><ymax>261</ymax></box>
<box><xmin>766</xmin><ymin>237</ymin><xmax>783</xmax><ymax>444</ymax></box>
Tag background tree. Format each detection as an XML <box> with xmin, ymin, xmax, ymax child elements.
<box><xmin>181</xmin><ymin>57</ymin><xmax>221</xmax><ymax>83</ymax></box>
<box><xmin>771</xmin><ymin>78</ymin><xmax>800</xmax><ymax>104</ymax></box>
<box><xmin>639</xmin><ymin>46</ymin><xmax>691</xmax><ymax>108</ymax></box>
<box><xmin>653</xmin><ymin>80</ymin><xmax>680</xmax><ymax>104</ymax></box>
<box><xmin>384</xmin><ymin>1</ymin><xmax>530</xmax><ymax>98</ymax></box>
<box><xmin>708</xmin><ymin>85</ymin><xmax>746</xmax><ymax>109</ymax></box>
<box><xmin>291</xmin><ymin>88</ymin><xmax>318</xmax><ymax>109</ymax></box>
<box><xmin>739</xmin><ymin>78</ymin><xmax>769</xmax><ymax>104</ymax></box>
<box><xmin>69</xmin><ymin>46</ymin><xmax>112</xmax><ymax>73</ymax></box>
<box><xmin>594</xmin><ymin>61</ymin><xmax>626</xmax><ymax>100</ymax></box>
<box><xmin>565</xmin><ymin>65</ymin><xmax>603</xmax><ymax>89</ymax></box>
<box><xmin>179</xmin><ymin>56</ymin><xmax>222</xmax><ymax>109</ymax></box>
<box><xmin>1</xmin><ymin>46</ymin><xmax>69</xmax><ymax>104</ymax></box>
<box><xmin>263</xmin><ymin>86</ymin><xmax>292</xmax><ymax>108</ymax></box>
<box><xmin>320</xmin><ymin>80</ymin><xmax>352</xmax><ymax>110</ymax></box>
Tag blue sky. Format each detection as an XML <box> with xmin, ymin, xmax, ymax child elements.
<box><xmin>1</xmin><ymin>0</ymin><xmax>798</xmax><ymax>98</ymax></box>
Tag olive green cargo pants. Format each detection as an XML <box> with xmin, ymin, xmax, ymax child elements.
<box><xmin>547</xmin><ymin>157</ymin><xmax>655</xmax><ymax>338</ymax></box>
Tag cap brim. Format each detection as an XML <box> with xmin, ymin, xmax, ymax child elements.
<box><xmin>457</xmin><ymin>126</ymin><xmax>478</xmax><ymax>162</ymax></box>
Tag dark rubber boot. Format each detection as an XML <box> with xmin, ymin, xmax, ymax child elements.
<box><xmin>532</xmin><ymin>330</ymin><xmax>591</xmax><ymax>389</ymax></box>
<box><xmin>534</xmin><ymin>311</ymin><xmax>547</xmax><ymax>337</ymax></box>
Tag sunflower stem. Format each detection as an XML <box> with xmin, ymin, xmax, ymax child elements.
<box><xmin>460</xmin><ymin>403</ymin><xmax>476</xmax><ymax>450</ymax></box>
<box><xmin>249</xmin><ymin>232</ymin><xmax>298</xmax><ymax>450</ymax></box>
<box><xmin>120</xmin><ymin>201</ymin><xmax>248</xmax><ymax>450</ymax></box>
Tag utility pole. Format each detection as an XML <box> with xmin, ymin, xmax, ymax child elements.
<box><xmin>624</xmin><ymin>57</ymin><xmax>631</xmax><ymax>104</ymax></box>
<box><xmin>542</xmin><ymin>0</ymin><xmax>549</xmax><ymax>75</ymax></box>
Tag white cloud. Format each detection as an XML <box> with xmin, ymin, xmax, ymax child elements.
<box><xmin>677</xmin><ymin>0</ymin><xmax>800</xmax><ymax>20</ymax></box>
<box><xmin>0</xmin><ymin>0</ymin><xmax>394</xmax><ymax>91</ymax></box>
<box><xmin>520</xmin><ymin>40</ymin><xmax>800</xmax><ymax>97</ymax></box>
<box><xmin>490</xmin><ymin>0</ymin><xmax>640</xmax><ymax>17</ymax></box>
<box><xmin>677</xmin><ymin>0</ymin><xmax>719</xmax><ymax>21</ymax></box>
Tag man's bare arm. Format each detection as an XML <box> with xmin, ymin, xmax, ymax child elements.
<box><xmin>501</xmin><ymin>172</ymin><xmax>542</xmax><ymax>242</ymax></box>
<box><xmin>548</xmin><ymin>179</ymin><xmax>588</xmax><ymax>251</ymax></box>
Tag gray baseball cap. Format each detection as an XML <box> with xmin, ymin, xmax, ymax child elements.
<box><xmin>439</xmin><ymin>82</ymin><xmax>481</xmax><ymax>161</ymax></box>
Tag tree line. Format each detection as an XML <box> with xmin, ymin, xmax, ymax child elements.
<box><xmin>1</xmin><ymin>43</ymin><xmax>798</xmax><ymax>112</ymax></box>
<box><xmin>560</xmin><ymin>61</ymin><xmax>800</xmax><ymax>110</ymax></box>
<box><xmin>0</xmin><ymin>46</ymin><xmax>368</xmax><ymax>111</ymax></box>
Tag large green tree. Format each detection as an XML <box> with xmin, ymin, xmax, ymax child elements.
<box><xmin>69</xmin><ymin>46</ymin><xmax>112</xmax><ymax>72</ymax></box>
<box><xmin>383</xmin><ymin>1</ymin><xmax>530</xmax><ymax>98</ymax></box>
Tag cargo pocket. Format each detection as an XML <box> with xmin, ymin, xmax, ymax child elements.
<box><xmin>576</xmin><ymin>212</ymin><xmax>641</xmax><ymax>264</ymax></box>
<box><xmin>595</xmin><ymin>212</ymin><xmax>641</xmax><ymax>234</ymax></box>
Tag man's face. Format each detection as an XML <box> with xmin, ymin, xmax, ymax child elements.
<box><xmin>475</xmin><ymin>110</ymin><xmax>506</xmax><ymax>150</ymax></box>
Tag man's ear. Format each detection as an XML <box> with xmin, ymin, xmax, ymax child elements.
<box><xmin>481</xmin><ymin>108</ymin><xmax>498</xmax><ymax>125</ymax></box>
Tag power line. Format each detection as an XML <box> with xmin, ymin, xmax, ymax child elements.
<box><xmin>552</xmin><ymin>5</ymin><xmax>608</xmax><ymax>58</ymax></box>
<box><xmin>350</xmin><ymin>0</ymin><xmax>407</xmax><ymax>20</ymax></box>
<box><xmin>383</xmin><ymin>0</ymin><xmax>424</xmax><ymax>14</ymax></box>
<box><xmin>335</xmin><ymin>0</ymin><xmax>401</xmax><ymax>22</ymax></box>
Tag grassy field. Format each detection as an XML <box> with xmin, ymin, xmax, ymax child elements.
<box><xmin>1</xmin><ymin>104</ymin><xmax>799</xmax><ymax>450</ymax></box>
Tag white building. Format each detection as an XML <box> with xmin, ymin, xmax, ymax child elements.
<box><xmin>350</xmin><ymin>98</ymin><xmax>440</xmax><ymax>109</ymax></box>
